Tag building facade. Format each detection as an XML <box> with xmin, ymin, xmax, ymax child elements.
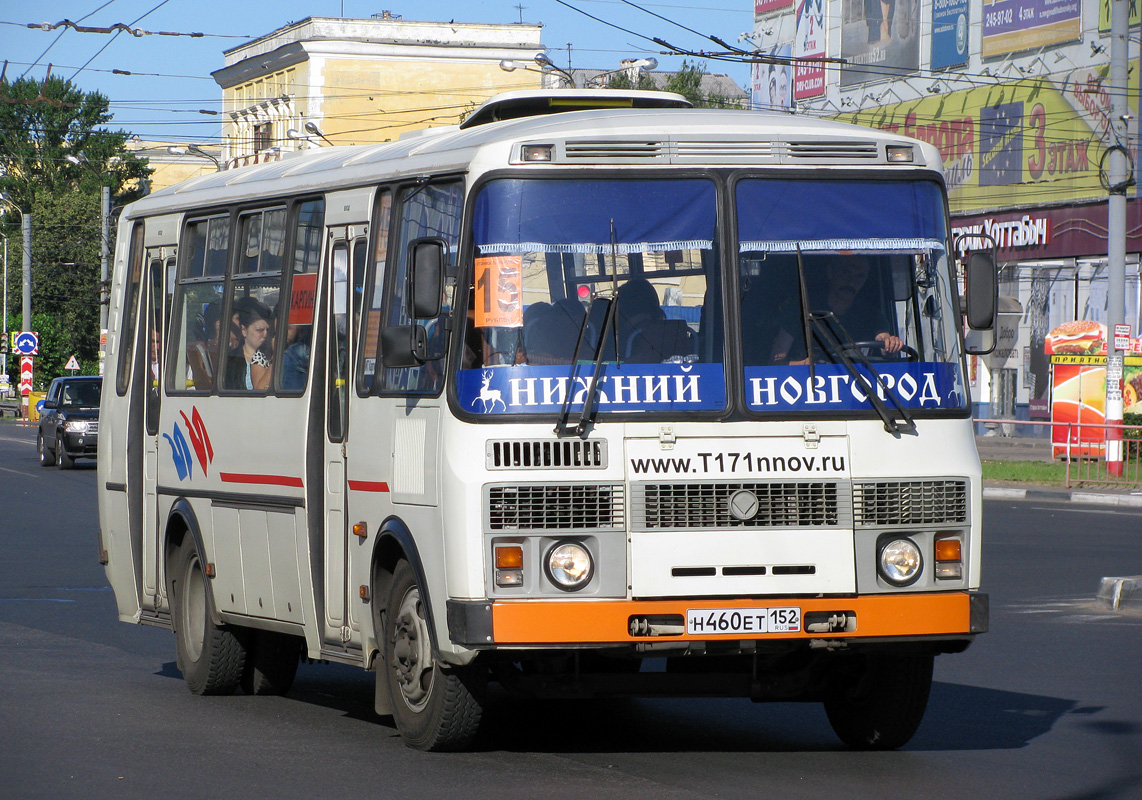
<box><xmin>752</xmin><ymin>0</ymin><xmax>1140</xmax><ymax>423</ymax></box>
<box><xmin>211</xmin><ymin>14</ymin><xmax>543</xmax><ymax>165</ymax></box>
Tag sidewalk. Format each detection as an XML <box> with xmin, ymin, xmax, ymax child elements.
<box><xmin>976</xmin><ymin>435</ymin><xmax>1142</xmax><ymax>508</ymax></box>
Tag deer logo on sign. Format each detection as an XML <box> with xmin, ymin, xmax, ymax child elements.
<box><xmin>472</xmin><ymin>370</ymin><xmax>506</xmax><ymax>413</ymax></box>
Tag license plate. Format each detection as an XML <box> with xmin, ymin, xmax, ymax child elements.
<box><xmin>685</xmin><ymin>607</ymin><xmax>801</xmax><ymax>636</ymax></box>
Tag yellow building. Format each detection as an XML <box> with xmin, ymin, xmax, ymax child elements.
<box><xmin>211</xmin><ymin>14</ymin><xmax>543</xmax><ymax>166</ymax></box>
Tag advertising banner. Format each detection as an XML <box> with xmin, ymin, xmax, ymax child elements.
<box><xmin>932</xmin><ymin>0</ymin><xmax>970</xmax><ymax>70</ymax></box>
<box><xmin>981</xmin><ymin>0</ymin><xmax>1081</xmax><ymax>59</ymax></box>
<box><xmin>841</xmin><ymin>0</ymin><xmax>921</xmax><ymax>87</ymax></box>
<box><xmin>837</xmin><ymin>64</ymin><xmax>1140</xmax><ymax>213</ymax></box>
<box><xmin>756</xmin><ymin>0</ymin><xmax>794</xmax><ymax>16</ymax></box>
<box><xmin>793</xmin><ymin>0</ymin><xmax>825</xmax><ymax>100</ymax></box>
<box><xmin>752</xmin><ymin>43</ymin><xmax>794</xmax><ymax>110</ymax></box>
<box><xmin>1097</xmin><ymin>0</ymin><xmax>1140</xmax><ymax>33</ymax></box>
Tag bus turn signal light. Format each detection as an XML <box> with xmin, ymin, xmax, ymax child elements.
<box><xmin>495</xmin><ymin>545</ymin><xmax>523</xmax><ymax>569</ymax></box>
<box><xmin>935</xmin><ymin>539</ymin><xmax>962</xmax><ymax>562</ymax></box>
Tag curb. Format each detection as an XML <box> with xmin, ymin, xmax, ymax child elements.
<box><xmin>982</xmin><ymin>485</ymin><xmax>1142</xmax><ymax>508</ymax></box>
<box><xmin>1097</xmin><ymin>576</ymin><xmax>1142</xmax><ymax>610</ymax></box>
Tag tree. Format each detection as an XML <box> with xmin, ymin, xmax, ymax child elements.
<box><xmin>0</xmin><ymin>75</ymin><xmax>150</xmax><ymax>386</ymax></box>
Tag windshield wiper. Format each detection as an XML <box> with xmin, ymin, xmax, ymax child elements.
<box><xmin>553</xmin><ymin>291</ymin><xmax>618</xmax><ymax>438</ymax></box>
<box><xmin>809</xmin><ymin>313</ymin><xmax>917</xmax><ymax>437</ymax></box>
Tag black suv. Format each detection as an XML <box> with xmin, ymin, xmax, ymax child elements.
<box><xmin>37</xmin><ymin>376</ymin><xmax>102</xmax><ymax>469</ymax></box>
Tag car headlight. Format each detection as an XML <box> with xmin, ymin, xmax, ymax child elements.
<box><xmin>878</xmin><ymin>538</ymin><xmax>922</xmax><ymax>586</ymax></box>
<box><xmin>546</xmin><ymin>542</ymin><xmax>593</xmax><ymax>590</ymax></box>
<box><xmin>64</xmin><ymin>420</ymin><xmax>89</xmax><ymax>433</ymax></box>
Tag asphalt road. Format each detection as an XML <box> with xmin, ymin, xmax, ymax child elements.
<box><xmin>0</xmin><ymin>421</ymin><xmax>1139</xmax><ymax>800</ymax></box>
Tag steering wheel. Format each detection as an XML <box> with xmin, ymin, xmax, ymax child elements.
<box><xmin>841</xmin><ymin>340</ymin><xmax>919</xmax><ymax>362</ymax></box>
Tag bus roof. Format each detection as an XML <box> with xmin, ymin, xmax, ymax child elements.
<box><xmin>125</xmin><ymin>97</ymin><xmax>943</xmax><ymax>219</ymax></box>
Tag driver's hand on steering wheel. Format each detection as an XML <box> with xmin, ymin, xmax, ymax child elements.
<box><xmin>876</xmin><ymin>332</ymin><xmax>904</xmax><ymax>353</ymax></box>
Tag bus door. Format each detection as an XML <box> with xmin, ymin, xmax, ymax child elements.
<box><xmin>316</xmin><ymin>219</ymin><xmax>368</xmax><ymax>649</ymax></box>
<box><xmin>137</xmin><ymin>229</ymin><xmax>177</xmax><ymax>612</ymax></box>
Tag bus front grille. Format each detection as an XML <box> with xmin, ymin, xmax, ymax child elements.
<box><xmin>486</xmin><ymin>483</ymin><xmax>625</xmax><ymax>531</ymax></box>
<box><xmin>632</xmin><ymin>481</ymin><xmax>846</xmax><ymax>529</ymax></box>
<box><xmin>853</xmin><ymin>479</ymin><xmax>968</xmax><ymax>526</ymax></box>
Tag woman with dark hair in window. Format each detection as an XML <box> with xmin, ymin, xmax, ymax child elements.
<box><xmin>225</xmin><ymin>297</ymin><xmax>274</xmax><ymax>391</ymax></box>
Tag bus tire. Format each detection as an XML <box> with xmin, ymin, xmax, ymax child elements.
<box><xmin>38</xmin><ymin>433</ymin><xmax>55</xmax><ymax>467</ymax></box>
<box><xmin>170</xmin><ymin>544</ymin><xmax>246</xmax><ymax>695</ymax></box>
<box><xmin>242</xmin><ymin>630</ymin><xmax>301</xmax><ymax>696</ymax></box>
<box><xmin>383</xmin><ymin>559</ymin><xmax>484</xmax><ymax>751</ymax></box>
<box><xmin>823</xmin><ymin>653</ymin><xmax>933</xmax><ymax>750</ymax></box>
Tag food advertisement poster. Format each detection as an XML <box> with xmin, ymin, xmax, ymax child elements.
<box><xmin>1045</xmin><ymin>321</ymin><xmax>1142</xmax><ymax>457</ymax></box>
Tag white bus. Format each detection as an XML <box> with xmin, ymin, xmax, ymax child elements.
<box><xmin>99</xmin><ymin>89</ymin><xmax>996</xmax><ymax>751</ymax></box>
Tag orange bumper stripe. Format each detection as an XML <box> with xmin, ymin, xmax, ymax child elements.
<box><xmin>491</xmin><ymin>592</ymin><xmax>973</xmax><ymax>644</ymax></box>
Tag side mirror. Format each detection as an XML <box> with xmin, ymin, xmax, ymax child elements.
<box><xmin>409</xmin><ymin>237</ymin><xmax>445</xmax><ymax>320</ymax></box>
<box><xmin>380</xmin><ymin>324</ymin><xmax>428</xmax><ymax>368</ymax></box>
<box><xmin>965</xmin><ymin>250</ymin><xmax>997</xmax><ymax>330</ymax></box>
<box><xmin>43</xmin><ymin>399</ymin><xmax>58</xmax><ymax>410</ymax></box>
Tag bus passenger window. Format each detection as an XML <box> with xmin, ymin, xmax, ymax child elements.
<box><xmin>277</xmin><ymin>199</ymin><xmax>324</xmax><ymax>393</ymax></box>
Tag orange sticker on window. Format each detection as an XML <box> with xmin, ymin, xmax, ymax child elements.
<box><xmin>474</xmin><ymin>255</ymin><xmax>523</xmax><ymax>328</ymax></box>
<box><xmin>288</xmin><ymin>273</ymin><xmax>318</xmax><ymax>325</ymax></box>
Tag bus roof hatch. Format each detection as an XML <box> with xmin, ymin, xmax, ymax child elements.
<box><xmin>459</xmin><ymin>89</ymin><xmax>692</xmax><ymax>129</ymax></box>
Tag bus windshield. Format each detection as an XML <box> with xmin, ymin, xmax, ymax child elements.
<box><xmin>458</xmin><ymin>177</ymin><xmax>725</xmax><ymax>416</ymax></box>
<box><xmin>736</xmin><ymin>178</ymin><xmax>967</xmax><ymax>415</ymax></box>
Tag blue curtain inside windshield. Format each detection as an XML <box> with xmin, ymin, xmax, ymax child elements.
<box><xmin>736</xmin><ymin>180</ymin><xmax>946</xmax><ymax>250</ymax></box>
<box><xmin>474</xmin><ymin>179</ymin><xmax>716</xmax><ymax>254</ymax></box>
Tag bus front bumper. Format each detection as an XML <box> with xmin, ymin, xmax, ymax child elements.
<box><xmin>447</xmin><ymin>592</ymin><xmax>988</xmax><ymax>647</ymax></box>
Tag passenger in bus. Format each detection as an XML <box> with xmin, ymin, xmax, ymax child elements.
<box><xmin>150</xmin><ymin>329</ymin><xmax>161</xmax><ymax>387</ymax></box>
<box><xmin>186</xmin><ymin>301</ymin><xmax>221</xmax><ymax>391</ymax></box>
<box><xmin>522</xmin><ymin>299</ymin><xmax>585</xmax><ymax>364</ymax></box>
<box><xmin>281</xmin><ymin>324</ymin><xmax>312</xmax><ymax>391</ymax></box>
<box><xmin>615</xmin><ymin>278</ymin><xmax>693</xmax><ymax>362</ymax></box>
<box><xmin>225</xmin><ymin>297</ymin><xmax>274</xmax><ymax>391</ymax></box>
<box><xmin>778</xmin><ymin>256</ymin><xmax>903</xmax><ymax>363</ymax></box>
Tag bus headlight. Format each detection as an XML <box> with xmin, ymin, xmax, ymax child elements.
<box><xmin>546</xmin><ymin>542</ymin><xmax>593</xmax><ymax>590</ymax></box>
<box><xmin>878</xmin><ymin>538</ymin><xmax>922</xmax><ymax>586</ymax></box>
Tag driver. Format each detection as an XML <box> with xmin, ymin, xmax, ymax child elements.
<box><xmin>778</xmin><ymin>255</ymin><xmax>904</xmax><ymax>364</ymax></box>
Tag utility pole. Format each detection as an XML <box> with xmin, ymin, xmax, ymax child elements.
<box><xmin>1105</xmin><ymin>0</ymin><xmax>1130</xmax><ymax>476</ymax></box>
<box><xmin>21</xmin><ymin>212</ymin><xmax>30</xmax><ymax>336</ymax></box>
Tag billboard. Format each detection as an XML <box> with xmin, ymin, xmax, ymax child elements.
<box><xmin>793</xmin><ymin>0</ymin><xmax>825</xmax><ymax>99</ymax></box>
<box><xmin>981</xmin><ymin>0</ymin><xmax>1081</xmax><ymax>58</ymax></box>
<box><xmin>840</xmin><ymin>0</ymin><xmax>921</xmax><ymax>86</ymax></box>
<box><xmin>837</xmin><ymin>63</ymin><xmax>1140</xmax><ymax>213</ymax></box>
<box><xmin>931</xmin><ymin>0</ymin><xmax>970</xmax><ymax>70</ymax></box>
<box><xmin>752</xmin><ymin>44</ymin><xmax>794</xmax><ymax>111</ymax></box>
<box><xmin>1098</xmin><ymin>0</ymin><xmax>1141</xmax><ymax>32</ymax></box>
<box><xmin>756</xmin><ymin>0</ymin><xmax>794</xmax><ymax>16</ymax></box>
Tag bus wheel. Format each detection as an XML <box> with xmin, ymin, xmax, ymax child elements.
<box><xmin>242</xmin><ymin>630</ymin><xmax>301</xmax><ymax>696</ymax></box>
<box><xmin>823</xmin><ymin>654</ymin><xmax>933</xmax><ymax>750</ymax></box>
<box><xmin>170</xmin><ymin>544</ymin><xmax>246</xmax><ymax>695</ymax></box>
<box><xmin>383</xmin><ymin>560</ymin><xmax>484</xmax><ymax>751</ymax></box>
<box><xmin>37</xmin><ymin>433</ymin><xmax>55</xmax><ymax>467</ymax></box>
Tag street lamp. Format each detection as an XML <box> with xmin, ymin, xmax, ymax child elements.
<box><xmin>501</xmin><ymin>52</ymin><xmax>577</xmax><ymax>88</ymax></box>
<box><xmin>584</xmin><ymin>57</ymin><xmax>659</xmax><ymax>88</ymax></box>
<box><xmin>166</xmin><ymin>144</ymin><xmax>223</xmax><ymax>170</ymax></box>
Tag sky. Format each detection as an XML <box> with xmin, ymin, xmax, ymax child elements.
<box><xmin>1</xmin><ymin>0</ymin><xmax>754</xmax><ymax>147</ymax></box>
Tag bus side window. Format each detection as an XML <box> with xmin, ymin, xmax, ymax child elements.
<box><xmin>169</xmin><ymin>217</ymin><xmax>229</xmax><ymax>393</ymax></box>
<box><xmin>358</xmin><ymin>189</ymin><xmax>392</xmax><ymax>393</ymax></box>
<box><xmin>223</xmin><ymin>207</ymin><xmax>289</xmax><ymax>393</ymax></box>
<box><xmin>380</xmin><ymin>181</ymin><xmax>462</xmax><ymax>395</ymax></box>
<box><xmin>116</xmin><ymin>223</ymin><xmax>147</xmax><ymax>396</ymax></box>
<box><xmin>279</xmin><ymin>199</ymin><xmax>324</xmax><ymax>394</ymax></box>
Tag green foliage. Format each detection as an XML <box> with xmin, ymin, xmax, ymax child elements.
<box><xmin>607</xmin><ymin>71</ymin><xmax>658</xmax><ymax>92</ymax></box>
<box><xmin>607</xmin><ymin>60</ymin><xmax>739</xmax><ymax>109</ymax></box>
<box><xmin>0</xmin><ymin>75</ymin><xmax>149</xmax><ymax>387</ymax></box>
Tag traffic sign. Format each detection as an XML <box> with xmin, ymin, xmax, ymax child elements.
<box><xmin>19</xmin><ymin>356</ymin><xmax>33</xmax><ymax>396</ymax></box>
<box><xmin>65</xmin><ymin>355</ymin><xmax>80</xmax><ymax>371</ymax></box>
<box><xmin>14</xmin><ymin>331</ymin><xmax>39</xmax><ymax>356</ymax></box>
